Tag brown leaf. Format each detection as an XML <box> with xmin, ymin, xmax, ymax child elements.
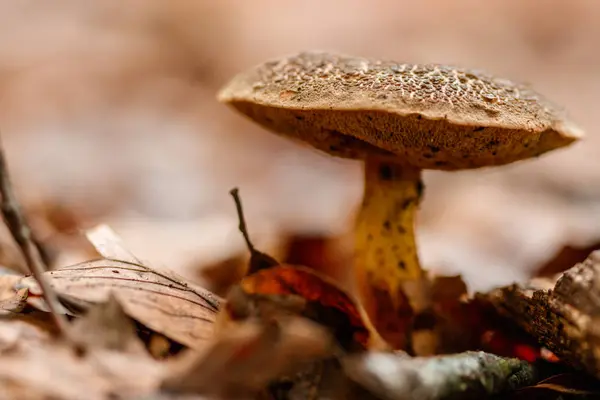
<box><xmin>198</xmin><ymin>254</ymin><xmax>247</xmax><ymax>297</ymax></box>
<box><xmin>281</xmin><ymin>232</ymin><xmax>354</xmax><ymax>289</ymax></box>
<box><xmin>0</xmin><ymin>312</ymin><xmax>58</xmax><ymax>350</ymax></box>
<box><xmin>517</xmin><ymin>373</ymin><xmax>600</xmax><ymax>396</ymax></box>
<box><xmin>162</xmin><ymin>316</ymin><xmax>335</xmax><ymax>398</ymax></box>
<box><xmin>0</xmin><ymin>272</ymin><xmax>24</xmax><ymax>301</ymax></box>
<box><xmin>85</xmin><ymin>224</ymin><xmax>143</xmax><ymax>265</ymax></box>
<box><xmin>236</xmin><ymin>265</ymin><xmax>376</xmax><ymax>351</ymax></box>
<box><xmin>535</xmin><ymin>242</ymin><xmax>600</xmax><ymax>278</ymax></box>
<box><xmin>0</xmin><ymin>273</ymin><xmax>30</xmax><ymax>314</ymax></box>
<box><xmin>0</xmin><ymin>287</ymin><xmax>27</xmax><ymax>314</ymax></box>
<box><xmin>22</xmin><ymin>258</ymin><xmax>220</xmax><ymax>349</ymax></box>
<box><xmin>0</xmin><ymin>339</ymin><xmax>165</xmax><ymax>400</ymax></box>
<box><xmin>411</xmin><ymin>274</ymin><xmax>470</xmax><ymax>355</ymax></box>
<box><xmin>70</xmin><ymin>292</ymin><xmax>147</xmax><ymax>354</ymax></box>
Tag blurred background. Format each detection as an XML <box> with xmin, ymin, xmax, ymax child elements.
<box><xmin>0</xmin><ymin>0</ymin><xmax>598</xmax><ymax>293</ymax></box>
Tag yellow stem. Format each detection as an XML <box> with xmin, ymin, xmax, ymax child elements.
<box><xmin>354</xmin><ymin>157</ymin><xmax>428</xmax><ymax>350</ymax></box>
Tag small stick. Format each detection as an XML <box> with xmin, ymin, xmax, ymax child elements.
<box><xmin>229</xmin><ymin>188</ymin><xmax>278</xmax><ymax>274</ymax></box>
<box><xmin>229</xmin><ymin>188</ymin><xmax>256</xmax><ymax>252</ymax></box>
<box><xmin>0</xmin><ymin>133</ymin><xmax>70</xmax><ymax>336</ymax></box>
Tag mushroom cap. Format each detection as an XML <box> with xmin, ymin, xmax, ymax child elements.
<box><xmin>218</xmin><ymin>51</ymin><xmax>583</xmax><ymax>170</ymax></box>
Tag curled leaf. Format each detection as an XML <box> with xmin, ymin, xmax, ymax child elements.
<box><xmin>21</xmin><ymin>259</ymin><xmax>220</xmax><ymax>349</ymax></box>
<box><xmin>237</xmin><ymin>265</ymin><xmax>373</xmax><ymax>350</ymax></box>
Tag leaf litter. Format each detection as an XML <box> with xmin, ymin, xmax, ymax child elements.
<box><xmin>0</xmin><ymin>133</ymin><xmax>593</xmax><ymax>399</ymax></box>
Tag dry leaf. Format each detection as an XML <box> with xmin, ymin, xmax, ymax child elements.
<box><xmin>517</xmin><ymin>373</ymin><xmax>600</xmax><ymax>397</ymax></box>
<box><xmin>162</xmin><ymin>315</ymin><xmax>336</xmax><ymax>398</ymax></box>
<box><xmin>198</xmin><ymin>254</ymin><xmax>247</xmax><ymax>297</ymax></box>
<box><xmin>0</xmin><ymin>287</ymin><xmax>27</xmax><ymax>314</ymax></box>
<box><xmin>70</xmin><ymin>292</ymin><xmax>147</xmax><ymax>354</ymax></box>
<box><xmin>0</xmin><ymin>339</ymin><xmax>165</xmax><ymax>400</ymax></box>
<box><xmin>236</xmin><ymin>265</ymin><xmax>375</xmax><ymax>351</ymax></box>
<box><xmin>85</xmin><ymin>224</ymin><xmax>143</xmax><ymax>265</ymax></box>
<box><xmin>282</xmin><ymin>232</ymin><xmax>354</xmax><ymax>288</ymax></box>
<box><xmin>22</xmin><ymin>258</ymin><xmax>220</xmax><ymax>349</ymax></box>
<box><xmin>0</xmin><ymin>312</ymin><xmax>58</xmax><ymax>350</ymax></box>
<box><xmin>0</xmin><ymin>273</ymin><xmax>24</xmax><ymax>301</ymax></box>
<box><xmin>0</xmin><ymin>273</ymin><xmax>31</xmax><ymax>314</ymax></box>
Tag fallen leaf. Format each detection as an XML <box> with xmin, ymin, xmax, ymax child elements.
<box><xmin>0</xmin><ymin>287</ymin><xmax>27</xmax><ymax>314</ymax></box>
<box><xmin>236</xmin><ymin>265</ymin><xmax>375</xmax><ymax>351</ymax></box>
<box><xmin>407</xmin><ymin>274</ymin><xmax>469</xmax><ymax>356</ymax></box>
<box><xmin>21</xmin><ymin>258</ymin><xmax>220</xmax><ymax>349</ymax></box>
<box><xmin>535</xmin><ymin>242</ymin><xmax>600</xmax><ymax>278</ymax></box>
<box><xmin>70</xmin><ymin>292</ymin><xmax>147</xmax><ymax>354</ymax></box>
<box><xmin>0</xmin><ymin>273</ymin><xmax>24</xmax><ymax>301</ymax></box>
<box><xmin>0</xmin><ymin>312</ymin><xmax>58</xmax><ymax>350</ymax></box>
<box><xmin>281</xmin><ymin>232</ymin><xmax>354</xmax><ymax>289</ymax></box>
<box><xmin>517</xmin><ymin>373</ymin><xmax>600</xmax><ymax>397</ymax></box>
<box><xmin>0</xmin><ymin>272</ymin><xmax>32</xmax><ymax>315</ymax></box>
<box><xmin>198</xmin><ymin>254</ymin><xmax>247</xmax><ymax>297</ymax></box>
<box><xmin>85</xmin><ymin>224</ymin><xmax>143</xmax><ymax>265</ymax></box>
<box><xmin>0</xmin><ymin>339</ymin><xmax>165</xmax><ymax>400</ymax></box>
<box><xmin>161</xmin><ymin>316</ymin><xmax>335</xmax><ymax>398</ymax></box>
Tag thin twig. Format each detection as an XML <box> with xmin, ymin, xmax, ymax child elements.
<box><xmin>229</xmin><ymin>188</ymin><xmax>255</xmax><ymax>252</ymax></box>
<box><xmin>0</xmin><ymin>133</ymin><xmax>70</xmax><ymax>336</ymax></box>
<box><xmin>229</xmin><ymin>187</ymin><xmax>279</xmax><ymax>274</ymax></box>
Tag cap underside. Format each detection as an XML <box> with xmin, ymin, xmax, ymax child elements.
<box><xmin>228</xmin><ymin>100</ymin><xmax>577</xmax><ymax>170</ymax></box>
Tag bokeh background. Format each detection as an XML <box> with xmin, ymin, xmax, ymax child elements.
<box><xmin>0</xmin><ymin>0</ymin><xmax>598</xmax><ymax>292</ymax></box>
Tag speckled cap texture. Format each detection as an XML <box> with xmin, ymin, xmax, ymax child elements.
<box><xmin>218</xmin><ymin>51</ymin><xmax>583</xmax><ymax>170</ymax></box>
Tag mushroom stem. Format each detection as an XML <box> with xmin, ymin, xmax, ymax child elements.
<box><xmin>354</xmin><ymin>156</ymin><xmax>428</xmax><ymax>350</ymax></box>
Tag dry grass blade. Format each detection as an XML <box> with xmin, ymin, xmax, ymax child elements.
<box><xmin>0</xmin><ymin>133</ymin><xmax>70</xmax><ymax>336</ymax></box>
<box><xmin>22</xmin><ymin>258</ymin><xmax>220</xmax><ymax>349</ymax></box>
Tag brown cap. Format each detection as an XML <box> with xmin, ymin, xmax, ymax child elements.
<box><xmin>218</xmin><ymin>51</ymin><xmax>583</xmax><ymax>170</ymax></box>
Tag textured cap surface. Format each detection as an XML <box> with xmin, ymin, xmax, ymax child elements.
<box><xmin>218</xmin><ymin>51</ymin><xmax>583</xmax><ymax>170</ymax></box>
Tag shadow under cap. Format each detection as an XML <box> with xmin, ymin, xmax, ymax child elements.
<box><xmin>218</xmin><ymin>51</ymin><xmax>583</xmax><ymax>170</ymax></box>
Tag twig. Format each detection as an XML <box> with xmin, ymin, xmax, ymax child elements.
<box><xmin>342</xmin><ymin>350</ymin><xmax>535</xmax><ymax>400</ymax></box>
<box><xmin>0</xmin><ymin>133</ymin><xmax>70</xmax><ymax>336</ymax></box>
<box><xmin>229</xmin><ymin>188</ymin><xmax>256</xmax><ymax>252</ymax></box>
<box><xmin>229</xmin><ymin>188</ymin><xmax>279</xmax><ymax>274</ymax></box>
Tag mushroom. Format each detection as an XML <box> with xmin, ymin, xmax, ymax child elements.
<box><xmin>217</xmin><ymin>51</ymin><xmax>583</xmax><ymax>350</ymax></box>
